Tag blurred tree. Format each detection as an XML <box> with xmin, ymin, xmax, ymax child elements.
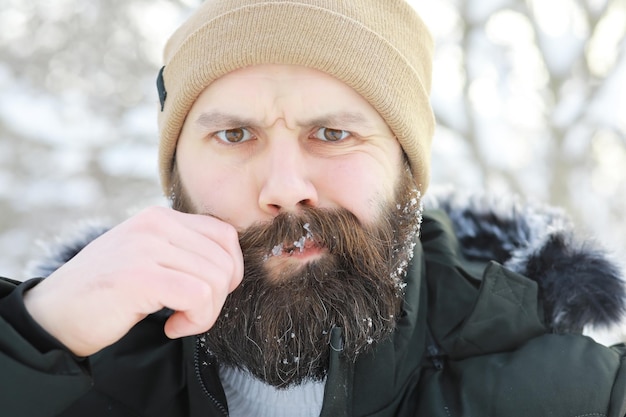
<box><xmin>1</xmin><ymin>0</ymin><xmax>624</xmax><ymax>278</ymax></box>
<box><xmin>0</xmin><ymin>0</ymin><xmax>198</xmax><ymax>276</ymax></box>
<box><xmin>414</xmin><ymin>0</ymin><xmax>626</xmax><ymax>257</ymax></box>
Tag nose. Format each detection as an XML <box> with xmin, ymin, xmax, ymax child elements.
<box><xmin>257</xmin><ymin>138</ymin><xmax>319</xmax><ymax>215</ymax></box>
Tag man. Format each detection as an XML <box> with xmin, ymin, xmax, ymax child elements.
<box><xmin>1</xmin><ymin>1</ymin><xmax>626</xmax><ymax>416</ymax></box>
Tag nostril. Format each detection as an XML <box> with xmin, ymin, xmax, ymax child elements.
<box><xmin>268</xmin><ymin>203</ymin><xmax>282</xmax><ymax>213</ymax></box>
<box><xmin>298</xmin><ymin>199</ymin><xmax>315</xmax><ymax>208</ymax></box>
<box><xmin>258</xmin><ymin>175</ymin><xmax>318</xmax><ymax>214</ymax></box>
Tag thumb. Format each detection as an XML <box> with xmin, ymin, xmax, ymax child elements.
<box><xmin>163</xmin><ymin>310</ymin><xmax>217</xmax><ymax>339</ymax></box>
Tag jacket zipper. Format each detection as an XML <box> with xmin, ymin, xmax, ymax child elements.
<box><xmin>425</xmin><ymin>326</ymin><xmax>460</xmax><ymax>416</ymax></box>
<box><xmin>194</xmin><ymin>338</ymin><xmax>229</xmax><ymax>416</ymax></box>
<box><xmin>319</xmin><ymin>327</ymin><xmax>352</xmax><ymax>417</ymax></box>
<box><xmin>426</xmin><ymin>343</ymin><xmax>445</xmax><ymax>370</ymax></box>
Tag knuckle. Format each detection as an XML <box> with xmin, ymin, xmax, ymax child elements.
<box><xmin>220</xmin><ymin>222</ymin><xmax>239</xmax><ymax>245</ymax></box>
<box><xmin>131</xmin><ymin>206</ymin><xmax>169</xmax><ymax>231</ymax></box>
<box><xmin>195</xmin><ymin>281</ymin><xmax>215</xmax><ymax>303</ymax></box>
<box><xmin>213</xmin><ymin>267</ymin><xmax>234</xmax><ymax>296</ymax></box>
<box><xmin>215</xmin><ymin>255</ymin><xmax>240</xmax><ymax>287</ymax></box>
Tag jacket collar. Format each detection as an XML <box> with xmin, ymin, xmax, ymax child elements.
<box><xmin>421</xmin><ymin>209</ymin><xmax>547</xmax><ymax>359</ymax></box>
<box><xmin>424</xmin><ymin>190</ymin><xmax>625</xmax><ymax>336</ymax></box>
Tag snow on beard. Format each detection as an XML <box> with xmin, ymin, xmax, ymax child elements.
<box><xmin>201</xmin><ymin>172</ymin><xmax>422</xmax><ymax>388</ymax></box>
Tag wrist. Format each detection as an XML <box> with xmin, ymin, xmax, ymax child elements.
<box><xmin>23</xmin><ymin>280</ymin><xmax>91</xmax><ymax>357</ymax></box>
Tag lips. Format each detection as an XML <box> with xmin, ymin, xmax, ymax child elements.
<box><xmin>265</xmin><ymin>222</ymin><xmax>316</xmax><ymax>257</ymax></box>
<box><xmin>271</xmin><ymin>237</ymin><xmax>322</xmax><ymax>258</ymax></box>
<box><xmin>289</xmin><ymin>239</ymin><xmax>324</xmax><ymax>257</ymax></box>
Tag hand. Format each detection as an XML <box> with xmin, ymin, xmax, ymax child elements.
<box><xmin>23</xmin><ymin>206</ymin><xmax>244</xmax><ymax>357</ymax></box>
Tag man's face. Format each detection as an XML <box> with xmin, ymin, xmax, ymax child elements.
<box><xmin>175</xmin><ymin>63</ymin><xmax>404</xmax><ymax>236</ymax></box>
<box><xmin>173</xmin><ymin>64</ymin><xmax>421</xmax><ymax>387</ymax></box>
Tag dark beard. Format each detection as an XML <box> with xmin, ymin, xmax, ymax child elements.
<box><xmin>171</xmin><ymin>165</ymin><xmax>422</xmax><ymax>388</ymax></box>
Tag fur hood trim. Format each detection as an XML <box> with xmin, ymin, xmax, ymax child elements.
<box><xmin>28</xmin><ymin>220</ymin><xmax>110</xmax><ymax>279</ymax></box>
<box><xmin>424</xmin><ymin>190</ymin><xmax>625</xmax><ymax>342</ymax></box>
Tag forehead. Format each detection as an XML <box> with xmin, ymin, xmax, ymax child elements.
<box><xmin>205</xmin><ymin>64</ymin><xmax>353</xmax><ymax>94</ymax></box>
<box><xmin>188</xmin><ymin>64</ymin><xmax>386</xmax><ymax>125</ymax></box>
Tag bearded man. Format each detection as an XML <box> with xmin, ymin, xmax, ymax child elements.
<box><xmin>1</xmin><ymin>1</ymin><xmax>626</xmax><ymax>416</ymax></box>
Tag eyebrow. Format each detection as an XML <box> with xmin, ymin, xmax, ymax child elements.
<box><xmin>195</xmin><ymin>111</ymin><xmax>256</xmax><ymax>131</ymax></box>
<box><xmin>307</xmin><ymin>112</ymin><xmax>372</xmax><ymax>130</ymax></box>
<box><xmin>195</xmin><ymin>110</ymin><xmax>373</xmax><ymax>131</ymax></box>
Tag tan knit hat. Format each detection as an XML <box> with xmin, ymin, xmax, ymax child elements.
<box><xmin>157</xmin><ymin>0</ymin><xmax>435</xmax><ymax>194</ymax></box>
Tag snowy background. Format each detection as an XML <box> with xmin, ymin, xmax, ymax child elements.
<box><xmin>1</xmin><ymin>0</ymin><xmax>625</xmax><ymax>279</ymax></box>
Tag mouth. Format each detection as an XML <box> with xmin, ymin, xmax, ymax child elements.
<box><xmin>265</xmin><ymin>223</ymin><xmax>326</xmax><ymax>261</ymax></box>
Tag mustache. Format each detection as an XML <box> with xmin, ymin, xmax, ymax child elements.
<box><xmin>238</xmin><ymin>207</ymin><xmax>393</xmax><ymax>268</ymax></box>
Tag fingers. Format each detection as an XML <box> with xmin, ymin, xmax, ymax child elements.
<box><xmin>164</xmin><ymin>312</ymin><xmax>195</xmax><ymax>339</ymax></box>
<box><xmin>126</xmin><ymin>207</ymin><xmax>244</xmax><ymax>291</ymax></box>
<box><xmin>152</xmin><ymin>210</ymin><xmax>244</xmax><ymax>292</ymax></box>
<box><xmin>164</xmin><ymin>311</ymin><xmax>214</xmax><ymax>339</ymax></box>
<box><xmin>146</xmin><ymin>274</ymin><xmax>221</xmax><ymax>339</ymax></box>
<box><xmin>118</xmin><ymin>207</ymin><xmax>244</xmax><ymax>333</ymax></box>
<box><xmin>127</xmin><ymin>258</ymin><xmax>233</xmax><ymax>337</ymax></box>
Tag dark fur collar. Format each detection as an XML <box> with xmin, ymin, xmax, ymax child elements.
<box><xmin>425</xmin><ymin>189</ymin><xmax>625</xmax><ymax>343</ymax></box>
<box><xmin>29</xmin><ymin>191</ymin><xmax>626</xmax><ymax>343</ymax></box>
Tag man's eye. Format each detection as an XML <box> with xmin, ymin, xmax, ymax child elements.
<box><xmin>314</xmin><ymin>127</ymin><xmax>350</xmax><ymax>142</ymax></box>
<box><xmin>215</xmin><ymin>128</ymin><xmax>252</xmax><ymax>143</ymax></box>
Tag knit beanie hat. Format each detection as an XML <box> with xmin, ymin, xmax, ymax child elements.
<box><xmin>157</xmin><ymin>0</ymin><xmax>435</xmax><ymax>194</ymax></box>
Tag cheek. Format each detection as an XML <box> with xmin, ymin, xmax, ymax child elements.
<box><xmin>315</xmin><ymin>154</ymin><xmax>398</xmax><ymax>223</ymax></box>
<box><xmin>177</xmin><ymin>159</ymin><xmax>256</xmax><ymax>224</ymax></box>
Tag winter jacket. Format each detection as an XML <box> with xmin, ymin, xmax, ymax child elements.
<box><xmin>1</xmin><ymin>193</ymin><xmax>626</xmax><ymax>416</ymax></box>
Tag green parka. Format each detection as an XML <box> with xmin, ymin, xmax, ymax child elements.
<box><xmin>1</xmin><ymin>208</ymin><xmax>626</xmax><ymax>416</ymax></box>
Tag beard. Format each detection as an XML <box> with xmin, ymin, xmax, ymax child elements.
<box><xmin>170</xmin><ymin>165</ymin><xmax>422</xmax><ymax>388</ymax></box>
